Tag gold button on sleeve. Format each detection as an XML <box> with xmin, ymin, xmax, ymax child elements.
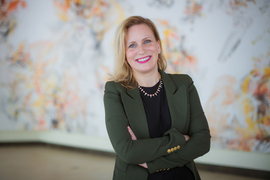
<box><xmin>156</xmin><ymin>170</ymin><xmax>159</xmax><ymax>172</ymax></box>
<box><xmin>174</xmin><ymin>147</ymin><xmax>177</xmax><ymax>151</ymax></box>
<box><xmin>177</xmin><ymin>145</ymin><xmax>180</xmax><ymax>149</ymax></box>
<box><xmin>167</xmin><ymin>168</ymin><xmax>170</xmax><ymax>170</ymax></box>
<box><xmin>171</xmin><ymin>148</ymin><xmax>174</xmax><ymax>152</ymax></box>
<box><xmin>167</xmin><ymin>149</ymin><xmax>171</xmax><ymax>153</ymax></box>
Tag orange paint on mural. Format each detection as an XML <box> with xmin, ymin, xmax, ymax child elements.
<box><xmin>11</xmin><ymin>43</ymin><xmax>31</xmax><ymax>66</ymax></box>
<box><xmin>38</xmin><ymin>117</ymin><xmax>46</xmax><ymax>130</ymax></box>
<box><xmin>22</xmin><ymin>92</ymin><xmax>32</xmax><ymax>111</ymax></box>
<box><xmin>205</xmin><ymin>76</ymin><xmax>237</xmax><ymax>137</ymax></box>
<box><xmin>184</xmin><ymin>0</ymin><xmax>202</xmax><ymax>16</ymax></box>
<box><xmin>231</xmin><ymin>0</ymin><xmax>255</xmax><ymax>9</ymax></box>
<box><xmin>160</xmin><ymin>21</ymin><xmax>198</xmax><ymax>75</ymax></box>
<box><xmin>7</xmin><ymin>0</ymin><xmax>26</xmax><ymax>12</ymax></box>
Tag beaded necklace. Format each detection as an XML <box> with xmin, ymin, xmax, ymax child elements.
<box><xmin>138</xmin><ymin>79</ymin><xmax>163</xmax><ymax>98</ymax></box>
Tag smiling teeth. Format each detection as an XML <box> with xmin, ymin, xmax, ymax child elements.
<box><xmin>137</xmin><ymin>57</ymin><xmax>149</xmax><ymax>62</ymax></box>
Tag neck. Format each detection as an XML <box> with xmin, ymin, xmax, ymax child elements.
<box><xmin>134</xmin><ymin>70</ymin><xmax>160</xmax><ymax>87</ymax></box>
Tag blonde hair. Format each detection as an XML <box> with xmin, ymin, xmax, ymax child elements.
<box><xmin>110</xmin><ymin>16</ymin><xmax>167</xmax><ymax>89</ymax></box>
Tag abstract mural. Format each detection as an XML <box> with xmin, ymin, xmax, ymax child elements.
<box><xmin>0</xmin><ymin>0</ymin><xmax>269</xmax><ymax>153</ymax></box>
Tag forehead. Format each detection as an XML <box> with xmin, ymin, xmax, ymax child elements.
<box><xmin>126</xmin><ymin>24</ymin><xmax>155</xmax><ymax>41</ymax></box>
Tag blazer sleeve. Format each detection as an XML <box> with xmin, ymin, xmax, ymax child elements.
<box><xmin>104</xmin><ymin>81</ymin><xmax>187</xmax><ymax>165</ymax></box>
<box><xmin>147</xmin><ymin>75</ymin><xmax>211</xmax><ymax>174</ymax></box>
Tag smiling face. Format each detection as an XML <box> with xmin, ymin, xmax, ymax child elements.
<box><xmin>125</xmin><ymin>23</ymin><xmax>161</xmax><ymax>77</ymax></box>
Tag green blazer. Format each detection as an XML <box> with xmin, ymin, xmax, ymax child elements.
<box><xmin>104</xmin><ymin>70</ymin><xmax>211</xmax><ymax>180</ymax></box>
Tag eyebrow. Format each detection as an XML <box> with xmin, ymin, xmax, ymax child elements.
<box><xmin>126</xmin><ymin>37</ymin><xmax>152</xmax><ymax>45</ymax></box>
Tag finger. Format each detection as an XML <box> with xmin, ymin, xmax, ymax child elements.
<box><xmin>139</xmin><ymin>163</ymin><xmax>148</xmax><ymax>169</ymax></box>
<box><xmin>127</xmin><ymin>126</ymin><xmax>133</xmax><ymax>135</ymax></box>
<box><xmin>184</xmin><ymin>135</ymin><xmax>190</xmax><ymax>141</ymax></box>
<box><xmin>127</xmin><ymin>126</ymin><xmax>137</xmax><ymax>140</ymax></box>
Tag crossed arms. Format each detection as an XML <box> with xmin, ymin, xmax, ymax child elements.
<box><xmin>104</xmin><ymin>78</ymin><xmax>211</xmax><ymax>174</ymax></box>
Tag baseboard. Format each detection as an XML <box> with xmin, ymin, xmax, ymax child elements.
<box><xmin>196</xmin><ymin>163</ymin><xmax>270</xmax><ymax>179</ymax></box>
<box><xmin>1</xmin><ymin>142</ymin><xmax>269</xmax><ymax>179</ymax></box>
<box><xmin>0</xmin><ymin>131</ymin><xmax>114</xmax><ymax>152</ymax></box>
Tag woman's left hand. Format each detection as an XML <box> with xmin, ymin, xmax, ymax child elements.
<box><xmin>127</xmin><ymin>126</ymin><xmax>148</xmax><ymax>169</ymax></box>
<box><xmin>127</xmin><ymin>126</ymin><xmax>137</xmax><ymax>140</ymax></box>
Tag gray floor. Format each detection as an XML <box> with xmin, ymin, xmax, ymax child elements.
<box><xmin>0</xmin><ymin>145</ymin><xmax>265</xmax><ymax>180</ymax></box>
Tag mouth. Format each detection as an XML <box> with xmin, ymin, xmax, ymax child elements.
<box><xmin>136</xmin><ymin>56</ymin><xmax>151</xmax><ymax>64</ymax></box>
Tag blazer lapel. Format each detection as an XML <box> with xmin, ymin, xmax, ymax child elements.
<box><xmin>121</xmin><ymin>70</ymin><xmax>188</xmax><ymax>139</ymax></box>
<box><xmin>161</xmin><ymin>71</ymin><xmax>187</xmax><ymax>132</ymax></box>
<box><xmin>121</xmin><ymin>87</ymin><xmax>150</xmax><ymax>139</ymax></box>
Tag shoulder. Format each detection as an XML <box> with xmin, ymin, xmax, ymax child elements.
<box><xmin>165</xmin><ymin>72</ymin><xmax>193</xmax><ymax>87</ymax></box>
<box><xmin>167</xmin><ymin>73</ymin><xmax>192</xmax><ymax>82</ymax></box>
<box><xmin>104</xmin><ymin>81</ymin><xmax>127</xmax><ymax>93</ymax></box>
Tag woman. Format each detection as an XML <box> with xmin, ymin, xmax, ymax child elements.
<box><xmin>103</xmin><ymin>16</ymin><xmax>211</xmax><ymax>180</ymax></box>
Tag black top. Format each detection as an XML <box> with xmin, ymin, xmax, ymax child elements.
<box><xmin>139</xmin><ymin>80</ymin><xmax>195</xmax><ymax>180</ymax></box>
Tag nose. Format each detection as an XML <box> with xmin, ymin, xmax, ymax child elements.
<box><xmin>137</xmin><ymin>45</ymin><xmax>145</xmax><ymax>55</ymax></box>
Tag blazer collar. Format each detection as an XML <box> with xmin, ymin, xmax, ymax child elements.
<box><xmin>123</xmin><ymin>70</ymin><xmax>187</xmax><ymax>136</ymax></box>
<box><xmin>126</xmin><ymin>84</ymin><xmax>140</xmax><ymax>100</ymax></box>
<box><xmin>159</xmin><ymin>70</ymin><xmax>178</xmax><ymax>95</ymax></box>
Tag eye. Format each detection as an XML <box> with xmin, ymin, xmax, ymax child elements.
<box><xmin>129</xmin><ymin>44</ymin><xmax>135</xmax><ymax>48</ymax></box>
<box><xmin>145</xmin><ymin>40</ymin><xmax>151</xmax><ymax>44</ymax></box>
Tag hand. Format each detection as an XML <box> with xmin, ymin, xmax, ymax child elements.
<box><xmin>127</xmin><ymin>126</ymin><xmax>148</xmax><ymax>168</ymax></box>
<box><xmin>139</xmin><ymin>163</ymin><xmax>148</xmax><ymax>169</ymax></box>
<box><xmin>127</xmin><ymin>126</ymin><xmax>137</xmax><ymax>140</ymax></box>
<box><xmin>184</xmin><ymin>135</ymin><xmax>190</xmax><ymax>141</ymax></box>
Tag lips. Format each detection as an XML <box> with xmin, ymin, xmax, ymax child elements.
<box><xmin>136</xmin><ymin>56</ymin><xmax>151</xmax><ymax>64</ymax></box>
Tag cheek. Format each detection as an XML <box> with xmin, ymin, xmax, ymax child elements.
<box><xmin>148</xmin><ymin>44</ymin><xmax>159</xmax><ymax>52</ymax></box>
<box><xmin>126</xmin><ymin>50</ymin><xmax>135</xmax><ymax>60</ymax></box>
